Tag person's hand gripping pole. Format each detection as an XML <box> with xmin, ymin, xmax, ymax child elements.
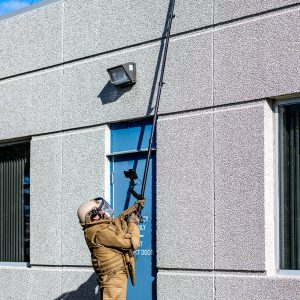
<box><xmin>125</xmin><ymin>199</ymin><xmax>145</xmax><ymax>250</ymax></box>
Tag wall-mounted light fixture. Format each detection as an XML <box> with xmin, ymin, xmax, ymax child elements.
<box><xmin>107</xmin><ymin>62</ymin><xmax>136</xmax><ymax>87</ymax></box>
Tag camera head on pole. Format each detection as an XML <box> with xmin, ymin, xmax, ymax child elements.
<box><xmin>124</xmin><ymin>169</ymin><xmax>138</xmax><ymax>180</ymax></box>
<box><xmin>124</xmin><ymin>169</ymin><xmax>143</xmax><ymax>201</ymax></box>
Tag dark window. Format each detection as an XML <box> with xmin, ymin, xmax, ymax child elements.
<box><xmin>0</xmin><ymin>142</ymin><xmax>30</xmax><ymax>262</ymax></box>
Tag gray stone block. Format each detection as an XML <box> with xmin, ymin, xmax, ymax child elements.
<box><xmin>63</xmin><ymin>31</ymin><xmax>213</xmax><ymax>130</ymax></box>
<box><xmin>157</xmin><ymin>113</ymin><xmax>214</xmax><ymax>269</ymax></box>
<box><xmin>31</xmin><ymin>134</ymin><xmax>62</xmax><ymax>265</ymax></box>
<box><xmin>160</xmin><ymin>32</ymin><xmax>213</xmax><ymax>113</ymax></box>
<box><xmin>158</xmin><ymin>271</ymin><xmax>214</xmax><ymax>300</ymax></box>
<box><xmin>214</xmin><ymin>105</ymin><xmax>265</xmax><ymax>270</ymax></box>
<box><xmin>214</xmin><ymin>8</ymin><xmax>300</xmax><ymax>105</ymax></box>
<box><xmin>0</xmin><ymin>1</ymin><xmax>63</xmax><ymax>78</ymax></box>
<box><xmin>0</xmin><ymin>267</ymin><xmax>30</xmax><ymax>299</ymax></box>
<box><xmin>0</xmin><ymin>267</ymin><xmax>61</xmax><ymax>300</ymax></box>
<box><xmin>29</xmin><ymin>268</ymin><xmax>62</xmax><ymax>300</ymax></box>
<box><xmin>216</xmin><ymin>275</ymin><xmax>300</xmax><ymax>300</ymax></box>
<box><xmin>0</xmin><ymin>69</ymin><xmax>63</xmax><ymax>140</ymax></box>
<box><xmin>61</xmin><ymin>127</ymin><xmax>106</xmax><ymax>265</ymax></box>
<box><xmin>214</xmin><ymin>0</ymin><xmax>300</xmax><ymax>23</ymax></box>
<box><xmin>63</xmin><ymin>0</ymin><xmax>213</xmax><ymax>61</ymax></box>
<box><xmin>172</xmin><ymin>0</ymin><xmax>213</xmax><ymax>34</ymax></box>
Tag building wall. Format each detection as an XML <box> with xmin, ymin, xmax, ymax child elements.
<box><xmin>0</xmin><ymin>0</ymin><xmax>300</xmax><ymax>299</ymax></box>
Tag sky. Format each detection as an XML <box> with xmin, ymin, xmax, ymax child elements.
<box><xmin>0</xmin><ymin>0</ymin><xmax>43</xmax><ymax>16</ymax></box>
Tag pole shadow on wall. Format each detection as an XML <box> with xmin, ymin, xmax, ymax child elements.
<box><xmin>98</xmin><ymin>0</ymin><xmax>174</xmax><ymax>115</ymax></box>
<box><xmin>54</xmin><ymin>273</ymin><xmax>100</xmax><ymax>300</ymax></box>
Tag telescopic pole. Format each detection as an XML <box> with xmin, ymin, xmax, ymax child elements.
<box><xmin>137</xmin><ymin>0</ymin><xmax>176</xmax><ymax>214</ymax></box>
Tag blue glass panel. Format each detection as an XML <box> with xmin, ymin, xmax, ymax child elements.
<box><xmin>110</xmin><ymin>119</ymin><xmax>154</xmax><ymax>153</ymax></box>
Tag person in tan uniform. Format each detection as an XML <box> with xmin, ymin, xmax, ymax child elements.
<box><xmin>77</xmin><ymin>197</ymin><xmax>144</xmax><ymax>300</ymax></box>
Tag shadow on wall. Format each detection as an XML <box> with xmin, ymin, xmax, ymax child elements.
<box><xmin>98</xmin><ymin>81</ymin><xmax>133</xmax><ymax>104</ymax></box>
<box><xmin>55</xmin><ymin>273</ymin><xmax>100</xmax><ymax>300</ymax></box>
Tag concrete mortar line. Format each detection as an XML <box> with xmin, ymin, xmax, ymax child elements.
<box><xmin>59</xmin><ymin>0</ymin><xmax>65</xmax><ymax>296</ymax></box>
<box><xmin>158</xmin><ymin>99</ymin><xmax>266</xmax><ymax>121</ymax></box>
<box><xmin>212</xmin><ymin>2</ymin><xmax>300</xmax><ymax>32</ymax></box>
<box><xmin>1</xmin><ymin>2</ymin><xmax>300</xmax><ymax>83</ymax></box>
<box><xmin>211</xmin><ymin>1</ymin><xmax>216</xmax><ymax>297</ymax></box>
<box><xmin>0</xmin><ymin>36</ymin><xmax>165</xmax><ymax>83</ymax></box>
<box><xmin>212</xmin><ymin>95</ymin><xmax>217</xmax><ymax>300</ymax></box>
<box><xmin>30</xmin><ymin>264</ymin><xmax>93</xmax><ymax>269</ymax></box>
<box><xmin>158</xmin><ymin>268</ymin><xmax>266</xmax><ymax>275</ymax></box>
<box><xmin>0</xmin><ymin>99</ymin><xmax>266</xmax><ymax>145</ymax></box>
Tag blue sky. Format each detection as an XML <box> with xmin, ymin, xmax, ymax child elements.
<box><xmin>0</xmin><ymin>0</ymin><xmax>43</xmax><ymax>16</ymax></box>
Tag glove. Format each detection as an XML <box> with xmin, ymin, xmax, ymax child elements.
<box><xmin>134</xmin><ymin>199</ymin><xmax>145</xmax><ymax>209</ymax></box>
<box><xmin>125</xmin><ymin>217</ymin><xmax>141</xmax><ymax>250</ymax></box>
<box><xmin>128</xmin><ymin>213</ymin><xmax>140</xmax><ymax>225</ymax></box>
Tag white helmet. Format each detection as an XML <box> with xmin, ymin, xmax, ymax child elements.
<box><xmin>77</xmin><ymin>197</ymin><xmax>114</xmax><ymax>223</ymax></box>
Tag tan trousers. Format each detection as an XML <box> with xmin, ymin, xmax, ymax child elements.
<box><xmin>99</xmin><ymin>270</ymin><xmax>128</xmax><ymax>300</ymax></box>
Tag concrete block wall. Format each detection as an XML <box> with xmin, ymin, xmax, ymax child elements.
<box><xmin>0</xmin><ymin>0</ymin><xmax>300</xmax><ymax>298</ymax></box>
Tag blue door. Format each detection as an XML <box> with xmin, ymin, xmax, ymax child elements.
<box><xmin>110</xmin><ymin>120</ymin><xmax>156</xmax><ymax>300</ymax></box>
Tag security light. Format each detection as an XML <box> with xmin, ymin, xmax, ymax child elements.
<box><xmin>107</xmin><ymin>62</ymin><xmax>136</xmax><ymax>87</ymax></box>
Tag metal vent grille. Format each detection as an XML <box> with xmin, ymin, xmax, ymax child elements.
<box><xmin>0</xmin><ymin>159</ymin><xmax>26</xmax><ymax>262</ymax></box>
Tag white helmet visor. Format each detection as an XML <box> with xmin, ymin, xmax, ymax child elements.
<box><xmin>98</xmin><ymin>197</ymin><xmax>114</xmax><ymax>217</ymax></box>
